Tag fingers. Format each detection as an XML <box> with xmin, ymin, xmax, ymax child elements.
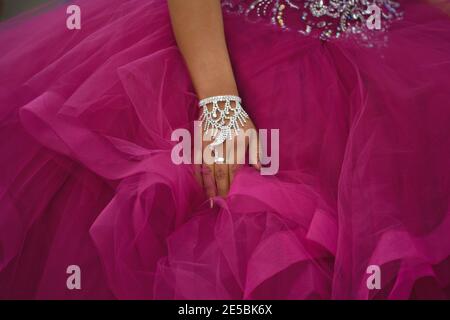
<box><xmin>200</xmin><ymin>121</ymin><xmax>261</xmax><ymax>201</ymax></box>
<box><xmin>211</xmin><ymin>143</ymin><xmax>229</xmax><ymax>197</ymax></box>
<box><xmin>201</xmin><ymin>129</ymin><xmax>217</xmax><ymax>206</ymax></box>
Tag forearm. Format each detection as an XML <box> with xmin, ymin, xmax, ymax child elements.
<box><xmin>168</xmin><ymin>0</ymin><xmax>238</xmax><ymax>99</ymax></box>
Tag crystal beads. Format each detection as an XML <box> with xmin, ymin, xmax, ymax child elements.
<box><xmin>199</xmin><ymin>95</ymin><xmax>250</xmax><ymax>148</ymax></box>
<box><xmin>222</xmin><ymin>0</ymin><xmax>403</xmax><ymax>46</ymax></box>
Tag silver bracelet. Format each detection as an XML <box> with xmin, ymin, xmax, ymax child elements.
<box><xmin>199</xmin><ymin>95</ymin><xmax>249</xmax><ymax>148</ymax></box>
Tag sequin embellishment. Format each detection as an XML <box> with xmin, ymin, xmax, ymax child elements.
<box><xmin>222</xmin><ymin>0</ymin><xmax>403</xmax><ymax>46</ymax></box>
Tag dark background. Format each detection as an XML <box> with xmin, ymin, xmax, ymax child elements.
<box><xmin>0</xmin><ymin>0</ymin><xmax>57</xmax><ymax>21</ymax></box>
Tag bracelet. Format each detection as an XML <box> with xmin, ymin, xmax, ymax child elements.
<box><xmin>199</xmin><ymin>95</ymin><xmax>249</xmax><ymax>148</ymax></box>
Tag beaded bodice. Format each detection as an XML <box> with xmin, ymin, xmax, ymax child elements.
<box><xmin>222</xmin><ymin>0</ymin><xmax>403</xmax><ymax>46</ymax></box>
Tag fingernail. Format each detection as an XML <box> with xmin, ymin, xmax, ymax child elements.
<box><xmin>210</xmin><ymin>198</ymin><xmax>214</xmax><ymax>209</ymax></box>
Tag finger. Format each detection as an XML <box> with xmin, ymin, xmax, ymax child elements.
<box><xmin>193</xmin><ymin>164</ymin><xmax>204</xmax><ymax>188</ymax></box>
<box><xmin>202</xmin><ymin>164</ymin><xmax>216</xmax><ymax>206</ymax></box>
<box><xmin>256</xmin><ymin>136</ymin><xmax>262</xmax><ymax>170</ymax></box>
<box><xmin>229</xmin><ymin>163</ymin><xmax>243</xmax><ymax>186</ymax></box>
<box><xmin>201</xmin><ymin>130</ymin><xmax>217</xmax><ymax>206</ymax></box>
<box><xmin>229</xmin><ymin>138</ymin><xmax>244</xmax><ymax>185</ymax></box>
<box><xmin>193</xmin><ymin>140</ymin><xmax>204</xmax><ymax>187</ymax></box>
<box><xmin>249</xmin><ymin>129</ymin><xmax>261</xmax><ymax>170</ymax></box>
<box><xmin>214</xmin><ymin>163</ymin><xmax>229</xmax><ymax>197</ymax></box>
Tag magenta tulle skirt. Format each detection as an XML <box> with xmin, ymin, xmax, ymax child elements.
<box><xmin>0</xmin><ymin>0</ymin><xmax>449</xmax><ymax>299</ymax></box>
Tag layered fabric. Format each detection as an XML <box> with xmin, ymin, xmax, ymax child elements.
<box><xmin>0</xmin><ymin>0</ymin><xmax>449</xmax><ymax>299</ymax></box>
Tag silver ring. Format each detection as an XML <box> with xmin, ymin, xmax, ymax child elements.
<box><xmin>214</xmin><ymin>157</ymin><xmax>225</xmax><ymax>164</ymax></box>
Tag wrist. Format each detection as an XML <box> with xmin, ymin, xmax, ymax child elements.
<box><xmin>197</xmin><ymin>86</ymin><xmax>239</xmax><ymax>100</ymax></box>
<box><xmin>195</xmin><ymin>67</ymin><xmax>239</xmax><ymax>100</ymax></box>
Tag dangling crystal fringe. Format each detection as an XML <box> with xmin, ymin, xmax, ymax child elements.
<box><xmin>198</xmin><ymin>95</ymin><xmax>249</xmax><ymax>148</ymax></box>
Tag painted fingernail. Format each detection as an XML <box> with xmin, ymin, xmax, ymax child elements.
<box><xmin>210</xmin><ymin>198</ymin><xmax>214</xmax><ymax>209</ymax></box>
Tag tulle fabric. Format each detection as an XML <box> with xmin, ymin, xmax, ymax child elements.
<box><xmin>0</xmin><ymin>0</ymin><xmax>449</xmax><ymax>299</ymax></box>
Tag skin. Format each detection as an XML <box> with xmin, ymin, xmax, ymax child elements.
<box><xmin>168</xmin><ymin>0</ymin><xmax>260</xmax><ymax>203</ymax></box>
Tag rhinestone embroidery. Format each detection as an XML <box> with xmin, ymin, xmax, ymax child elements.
<box><xmin>222</xmin><ymin>0</ymin><xmax>403</xmax><ymax>46</ymax></box>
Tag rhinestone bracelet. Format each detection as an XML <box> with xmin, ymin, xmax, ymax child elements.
<box><xmin>199</xmin><ymin>95</ymin><xmax>249</xmax><ymax>148</ymax></box>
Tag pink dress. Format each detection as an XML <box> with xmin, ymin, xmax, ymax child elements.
<box><xmin>0</xmin><ymin>0</ymin><xmax>449</xmax><ymax>299</ymax></box>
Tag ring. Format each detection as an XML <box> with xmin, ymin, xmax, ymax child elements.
<box><xmin>214</xmin><ymin>157</ymin><xmax>225</xmax><ymax>164</ymax></box>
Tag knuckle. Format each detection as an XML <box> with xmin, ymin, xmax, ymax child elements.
<box><xmin>206</xmin><ymin>188</ymin><xmax>215</xmax><ymax>197</ymax></box>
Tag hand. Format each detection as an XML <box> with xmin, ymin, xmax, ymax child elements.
<box><xmin>194</xmin><ymin>114</ymin><xmax>261</xmax><ymax>204</ymax></box>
